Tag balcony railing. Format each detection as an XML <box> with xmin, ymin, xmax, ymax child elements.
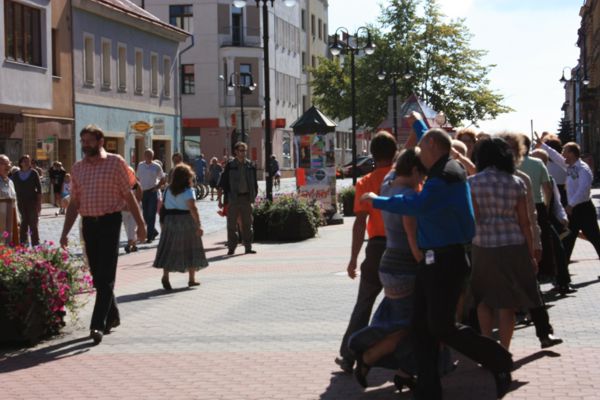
<box><xmin>220</xmin><ymin>26</ymin><xmax>261</xmax><ymax>48</ymax></box>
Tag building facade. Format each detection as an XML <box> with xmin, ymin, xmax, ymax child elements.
<box><xmin>139</xmin><ymin>0</ymin><xmax>328</xmax><ymax>177</ymax></box>
<box><xmin>71</xmin><ymin>0</ymin><xmax>188</xmax><ymax>169</ymax></box>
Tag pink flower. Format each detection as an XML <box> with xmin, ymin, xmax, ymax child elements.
<box><xmin>2</xmin><ymin>231</ymin><xmax>9</xmax><ymax>239</ymax></box>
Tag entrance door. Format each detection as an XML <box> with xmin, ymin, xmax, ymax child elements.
<box><xmin>58</xmin><ymin>139</ymin><xmax>72</xmax><ymax>171</ymax></box>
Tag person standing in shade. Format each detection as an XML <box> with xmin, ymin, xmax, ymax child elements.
<box><xmin>194</xmin><ymin>153</ymin><xmax>207</xmax><ymax>185</ymax></box>
<box><xmin>137</xmin><ymin>148</ymin><xmax>165</xmax><ymax>243</ymax></box>
<box><xmin>12</xmin><ymin>154</ymin><xmax>42</xmax><ymax>246</ymax></box>
<box><xmin>362</xmin><ymin>129</ymin><xmax>513</xmax><ymax>400</ymax></box>
<box><xmin>334</xmin><ymin>131</ymin><xmax>397</xmax><ymax>374</ymax></box>
<box><xmin>217</xmin><ymin>142</ymin><xmax>258</xmax><ymax>255</ymax></box>
<box><xmin>60</xmin><ymin>125</ymin><xmax>146</xmax><ymax>345</ymax></box>
<box><xmin>49</xmin><ymin>161</ymin><xmax>66</xmax><ymax>208</ymax></box>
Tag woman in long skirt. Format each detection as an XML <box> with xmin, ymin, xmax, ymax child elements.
<box><xmin>153</xmin><ymin>164</ymin><xmax>208</xmax><ymax>289</ymax></box>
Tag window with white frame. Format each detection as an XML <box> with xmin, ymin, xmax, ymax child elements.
<box><xmin>135</xmin><ymin>49</ymin><xmax>143</xmax><ymax>94</ymax></box>
<box><xmin>101</xmin><ymin>39</ymin><xmax>111</xmax><ymax>88</ymax></box>
<box><xmin>150</xmin><ymin>53</ymin><xmax>158</xmax><ymax>96</ymax></box>
<box><xmin>83</xmin><ymin>34</ymin><xmax>94</xmax><ymax>85</ymax></box>
<box><xmin>163</xmin><ymin>56</ymin><xmax>171</xmax><ymax>97</ymax></box>
<box><xmin>118</xmin><ymin>44</ymin><xmax>126</xmax><ymax>91</ymax></box>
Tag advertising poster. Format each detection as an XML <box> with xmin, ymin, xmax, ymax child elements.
<box><xmin>295</xmin><ymin>132</ymin><xmax>337</xmax><ymax>211</ymax></box>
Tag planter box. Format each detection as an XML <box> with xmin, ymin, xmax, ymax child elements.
<box><xmin>252</xmin><ymin>213</ymin><xmax>270</xmax><ymax>241</ymax></box>
<box><xmin>342</xmin><ymin>195</ymin><xmax>355</xmax><ymax>216</ymax></box>
<box><xmin>268</xmin><ymin>210</ymin><xmax>317</xmax><ymax>242</ymax></box>
<box><xmin>0</xmin><ymin>301</ymin><xmax>46</xmax><ymax>346</ymax></box>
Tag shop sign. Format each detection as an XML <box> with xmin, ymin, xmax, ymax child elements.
<box><xmin>153</xmin><ymin>118</ymin><xmax>165</xmax><ymax>136</ymax></box>
<box><xmin>132</xmin><ymin>121</ymin><xmax>152</xmax><ymax>133</ymax></box>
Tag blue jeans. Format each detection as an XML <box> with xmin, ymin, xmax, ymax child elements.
<box><xmin>142</xmin><ymin>190</ymin><xmax>159</xmax><ymax>239</ymax></box>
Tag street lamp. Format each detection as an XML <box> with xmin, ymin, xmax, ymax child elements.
<box><xmin>329</xmin><ymin>26</ymin><xmax>376</xmax><ymax>186</ymax></box>
<box><xmin>227</xmin><ymin>72</ymin><xmax>257</xmax><ymax>146</ymax></box>
<box><xmin>377</xmin><ymin>64</ymin><xmax>412</xmax><ymax>139</ymax></box>
<box><xmin>233</xmin><ymin>0</ymin><xmax>298</xmax><ymax>201</ymax></box>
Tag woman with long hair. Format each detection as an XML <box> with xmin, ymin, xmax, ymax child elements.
<box><xmin>153</xmin><ymin>164</ymin><xmax>208</xmax><ymax>289</ymax></box>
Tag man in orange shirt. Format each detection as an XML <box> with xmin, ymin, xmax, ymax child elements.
<box><xmin>335</xmin><ymin>132</ymin><xmax>397</xmax><ymax>373</ymax></box>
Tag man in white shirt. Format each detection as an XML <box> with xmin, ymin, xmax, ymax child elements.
<box><xmin>137</xmin><ymin>148</ymin><xmax>165</xmax><ymax>242</ymax></box>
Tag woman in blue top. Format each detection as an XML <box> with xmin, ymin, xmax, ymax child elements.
<box><xmin>153</xmin><ymin>164</ymin><xmax>208</xmax><ymax>290</ymax></box>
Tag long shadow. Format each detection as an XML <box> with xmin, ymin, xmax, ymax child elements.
<box><xmin>206</xmin><ymin>253</ymin><xmax>243</xmax><ymax>263</ymax></box>
<box><xmin>513</xmin><ymin>350</ymin><xmax>560</xmax><ymax>371</ymax></box>
<box><xmin>319</xmin><ymin>370</ymin><xmax>406</xmax><ymax>400</ymax></box>
<box><xmin>116</xmin><ymin>287</ymin><xmax>190</xmax><ymax>304</ymax></box>
<box><xmin>0</xmin><ymin>336</ymin><xmax>93</xmax><ymax>373</ymax></box>
<box><xmin>571</xmin><ymin>277</ymin><xmax>600</xmax><ymax>289</ymax></box>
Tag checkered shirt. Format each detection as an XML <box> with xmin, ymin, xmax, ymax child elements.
<box><xmin>468</xmin><ymin>167</ymin><xmax>527</xmax><ymax>247</ymax></box>
<box><xmin>71</xmin><ymin>150</ymin><xmax>134</xmax><ymax>217</ymax></box>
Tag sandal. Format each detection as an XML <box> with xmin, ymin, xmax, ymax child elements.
<box><xmin>354</xmin><ymin>353</ymin><xmax>371</xmax><ymax>388</ymax></box>
<box><xmin>188</xmin><ymin>281</ymin><xmax>201</xmax><ymax>287</ymax></box>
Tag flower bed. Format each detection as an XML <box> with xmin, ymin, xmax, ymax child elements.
<box><xmin>0</xmin><ymin>242</ymin><xmax>92</xmax><ymax>345</ymax></box>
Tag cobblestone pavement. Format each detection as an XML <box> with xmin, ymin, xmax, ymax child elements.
<box><xmin>2</xmin><ymin>186</ymin><xmax>600</xmax><ymax>399</ymax></box>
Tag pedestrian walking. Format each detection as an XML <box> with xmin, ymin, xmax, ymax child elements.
<box><xmin>137</xmin><ymin>148</ymin><xmax>165</xmax><ymax>243</ymax></box>
<box><xmin>12</xmin><ymin>154</ymin><xmax>42</xmax><ymax>246</ymax></box>
<box><xmin>60</xmin><ymin>124</ymin><xmax>146</xmax><ymax>345</ymax></box>
<box><xmin>269</xmin><ymin>155</ymin><xmax>281</xmax><ymax>190</ymax></box>
<box><xmin>49</xmin><ymin>161</ymin><xmax>66</xmax><ymax>207</ymax></box>
<box><xmin>0</xmin><ymin>155</ymin><xmax>18</xmax><ymax>245</ymax></box>
<box><xmin>363</xmin><ymin>129</ymin><xmax>513</xmax><ymax>400</ymax></box>
<box><xmin>122</xmin><ymin>167</ymin><xmax>143</xmax><ymax>253</ymax></box>
<box><xmin>217</xmin><ymin>142</ymin><xmax>258</xmax><ymax>255</ymax></box>
<box><xmin>167</xmin><ymin>152</ymin><xmax>184</xmax><ymax>184</ymax></box>
<box><xmin>154</xmin><ymin>164</ymin><xmax>208</xmax><ymax>289</ymax></box>
<box><xmin>208</xmin><ymin>157</ymin><xmax>223</xmax><ymax>201</ymax></box>
<box><xmin>194</xmin><ymin>153</ymin><xmax>207</xmax><ymax>185</ymax></box>
<box><xmin>334</xmin><ymin>131</ymin><xmax>397</xmax><ymax>374</ymax></box>
<box><xmin>55</xmin><ymin>173</ymin><xmax>72</xmax><ymax>216</ymax></box>
<box><xmin>349</xmin><ymin>148</ymin><xmax>425</xmax><ymax>390</ymax></box>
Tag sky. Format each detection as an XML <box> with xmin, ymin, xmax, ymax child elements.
<box><xmin>327</xmin><ymin>0</ymin><xmax>583</xmax><ymax>133</ymax></box>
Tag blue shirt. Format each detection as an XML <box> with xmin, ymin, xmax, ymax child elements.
<box><xmin>372</xmin><ymin>156</ymin><xmax>475</xmax><ymax>249</ymax></box>
<box><xmin>194</xmin><ymin>158</ymin><xmax>207</xmax><ymax>179</ymax></box>
<box><xmin>164</xmin><ymin>187</ymin><xmax>195</xmax><ymax>210</ymax></box>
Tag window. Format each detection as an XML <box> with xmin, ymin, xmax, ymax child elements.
<box><xmin>240</xmin><ymin>63</ymin><xmax>252</xmax><ymax>87</ymax></box>
<box><xmin>118</xmin><ymin>44</ymin><xmax>126</xmax><ymax>91</ymax></box>
<box><xmin>4</xmin><ymin>0</ymin><xmax>42</xmax><ymax>66</ymax></box>
<box><xmin>182</xmin><ymin>64</ymin><xmax>194</xmax><ymax>94</ymax></box>
<box><xmin>301</xmin><ymin>51</ymin><xmax>306</xmax><ymax>71</ymax></box>
<box><xmin>101</xmin><ymin>39</ymin><xmax>111</xmax><ymax>88</ymax></box>
<box><xmin>169</xmin><ymin>5</ymin><xmax>193</xmax><ymax>32</ymax></box>
<box><xmin>311</xmin><ymin>55</ymin><xmax>316</xmax><ymax>68</ymax></box>
<box><xmin>301</xmin><ymin>9</ymin><xmax>305</xmax><ymax>31</ymax></box>
<box><xmin>135</xmin><ymin>49</ymin><xmax>143</xmax><ymax>94</ymax></box>
<box><xmin>231</xmin><ymin>5</ymin><xmax>243</xmax><ymax>45</ymax></box>
<box><xmin>84</xmin><ymin>34</ymin><xmax>94</xmax><ymax>85</ymax></box>
<box><xmin>318</xmin><ymin>19</ymin><xmax>322</xmax><ymax>40</ymax></box>
<box><xmin>323</xmin><ymin>23</ymin><xmax>327</xmax><ymax>43</ymax></box>
<box><xmin>163</xmin><ymin>56</ymin><xmax>171</xmax><ymax>97</ymax></box>
<box><xmin>51</xmin><ymin>29</ymin><xmax>59</xmax><ymax>76</ymax></box>
<box><xmin>151</xmin><ymin>53</ymin><xmax>158</xmax><ymax>96</ymax></box>
<box><xmin>311</xmin><ymin>14</ymin><xmax>315</xmax><ymax>37</ymax></box>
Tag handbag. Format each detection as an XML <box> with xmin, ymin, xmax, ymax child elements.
<box><xmin>159</xmin><ymin>188</ymin><xmax>168</xmax><ymax>224</ymax></box>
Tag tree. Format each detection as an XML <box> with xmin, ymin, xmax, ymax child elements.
<box><xmin>558</xmin><ymin>117</ymin><xmax>574</xmax><ymax>144</ymax></box>
<box><xmin>310</xmin><ymin>0</ymin><xmax>512</xmax><ymax>129</ymax></box>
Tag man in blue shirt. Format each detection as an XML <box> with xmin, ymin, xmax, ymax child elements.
<box><xmin>362</xmin><ymin>128</ymin><xmax>513</xmax><ymax>399</ymax></box>
<box><xmin>194</xmin><ymin>154</ymin><xmax>207</xmax><ymax>184</ymax></box>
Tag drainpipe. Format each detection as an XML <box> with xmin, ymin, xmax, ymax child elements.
<box><xmin>178</xmin><ymin>34</ymin><xmax>195</xmax><ymax>156</ymax></box>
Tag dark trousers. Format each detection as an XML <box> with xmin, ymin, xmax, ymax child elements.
<box><xmin>413</xmin><ymin>247</ymin><xmax>512</xmax><ymax>400</ymax></box>
<box><xmin>142</xmin><ymin>190</ymin><xmax>159</xmax><ymax>239</ymax></box>
<box><xmin>82</xmin><ymin>212</ymin><xmax>122</xmax><ymax>331</ymax></box>
<box><xmin>564</xmin><ymin>200</ymin><xmax>600</xmax><ymax>263</ymax></box>
<box><xmin>226</xmin><ymin>195</ymin><xmax>253</xmax><ymax>251</ymax></box>
<box><xmin>339</xmin><ymin>238</ymin><xmax>385</xmax><ymax>362</ymax></box>
<box><xmin>18</xmin><ymin>204</ymin><xmax>39</xmax><ymax>246</ymax></box>
<box><xmin>536</xmin><ymin>203</ymin><xmax>557</xmax><ymax>278</ymax></box>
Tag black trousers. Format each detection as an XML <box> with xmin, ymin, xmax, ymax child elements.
<box><xmin>413</xmin><ymin>246</ymin><xmax>512</xmax><ymax>400</ymax></box>
<box><xmin>535</xmin><ymin>203</ymin><xmax>557</xmax><ymax>278</ymax></box>
<box><xmin>564</xmin><ymin>200</ymin><xmax>600</xmax><ymax>263</ymax></box>
<box><xmin>339</xmin><ymin>238</ymin><xmax>385</xmax><ymax>362</ymax></box>
<box><xmin>82</xmin><ymin>212</ymin><xmax>122</xmax><ymax>331</ymax></box>
<box><xmin>18</xmin><ymin>204</ymin><xmax>39</xmax><ymax>246</ymax></box>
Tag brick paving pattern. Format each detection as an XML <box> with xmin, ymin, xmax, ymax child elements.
<box><xmin>1</xmin><ymin>183</ymin><xmax>600</xmax><ymax>399</ymax></box>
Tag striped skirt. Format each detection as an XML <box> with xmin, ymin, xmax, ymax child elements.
<box><xmin>153</xmin><ymin>214</ymin><xmax>208</xmax><ymax>272</ymax></box>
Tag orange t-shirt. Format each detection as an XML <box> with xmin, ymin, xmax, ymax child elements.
<box><xmin>353</xmin><ymin>166</ymin><xmax>390</xmax><ymax>238</ymax></box>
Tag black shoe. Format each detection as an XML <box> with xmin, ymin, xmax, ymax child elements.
<box><xmin>161</xmin><ymin>277</ymin><xmax>172</xmax><ymax>291</ymax></box>
<box><xmin>334</xmin><ymin>357</ymin><xmax>354</xmax><ymax>374</ymax></box>
<box><xmin>393</xmin><ymin>373</ymin><xmax>416</xmax><ymax>392</ymax></box>
<box><xmin>124</xmin><ymin>245</ymin><xmax>131</xmax><ymax>254</ymax></box>
<box><xmin>227</xmin><ymin>249</ymin><xmax>235</xmax><ymax>256</ymax></box>
<box><xmin>354</xmin><ymin>353</ymin><xmax>371</xmax><ymax>388</ymax></box>
<box><xmin>558</xmin><ymin>285</ymin><xmax>577</xmax><ymax>296</ymax></box>
<box><xmin>493</xmin><ymin>371</ymin><xmax>512</xmax><ymax>398</ymax></box>
<box><xmin>103</xmin><ymin>318</ymin><xmax>120</xmax><ymax>334</ymax></box>
<box><xmin>540</xmin><ymin>334</ymin><xmax>563</xmax><ymax>349</ymax></box>
<box><xmin>90</xmin><ymin>329</ymin><xmax>103</xmax><ymax>345</ymax></box>
<box><xmin>146</xmin><ymin>238</ymin><xmax>153</xmax><ymax>244</ymax></box>
<box><xmin>245</xmin><ymin>249</ymin><xmax>257</xmax><ymax>254</ymax></box>
<box><xmin>131</xmin><ymin>245</ymin><xmax>138</xmax><ymax>252</ymax></box>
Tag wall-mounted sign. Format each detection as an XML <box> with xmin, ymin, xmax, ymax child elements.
<box><xmin>153</xmin><ymin>117</ymin><xmax>165</xmax><ymax>136</ymax></box>
<box><xmin>131</xmin><ymin>121</ymin><xmax>152</xmax><ymax>133</ymax></box>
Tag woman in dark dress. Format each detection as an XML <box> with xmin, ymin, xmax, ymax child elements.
<box><xmin>11</xmin><ymin>155</ymin><xmax>42</xmax><ymax>246</ymax></box>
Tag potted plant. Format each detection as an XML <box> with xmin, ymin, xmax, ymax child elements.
<box><xmin>267</xmin><ymin>194</ymin><xmax>324</xmax><ymax>241</ymax></box>
<box><xmin>0</xmin><ymin>241</ymin><xmax>92</xmax><ymax>345</ymax></box>
<box><xmin>338</xmin><ymin>186</ymin><xmax>356</xmax><ymax>216</ymax></box>
<box><xmin>252</xmin><ymin>197</ymin><xmax>271</xmax><ymax>241</ymax></box>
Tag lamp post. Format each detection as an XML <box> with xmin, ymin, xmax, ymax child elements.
<box><xmin>377</xmin><ymin>64</ymin><xmax>412</xmax><ymax>139</ymax></box>
<box><xmin>560</xmin><ymin>66</ymin><xmax>589</xmax><ymax>144</ymax></box>
<box><xmin>233</xmin><ymin>0</ymin><xmax>297</xmax><ymax>201</ymax></box>
<box><xmin>227</xmin><ymin>72</ymin><xmax>257</xmax><ymax>147</ymax></box>
<box><xmin>329</xmin><ymin>27</ymin><xmax>376</xmax><ymax>186</ymax></box>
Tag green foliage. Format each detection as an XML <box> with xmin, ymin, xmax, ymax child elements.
<box><xmin>337</xmin><ymin>186</ymin><xmax>356</xmax><ymax>203</ymax></box>
<box><xmin>558</xmin><ymin>117</ymin><xmax>574</xmax><ymax>144</ymax></box>
<box><xmin>310</xmin><ymin>0</ymin><xmax>512</xmax><ymax>130</ymax></box>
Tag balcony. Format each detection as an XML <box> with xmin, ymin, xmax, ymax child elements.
<box><xmin>220</xmin><ymin>26</ymin><xmax>261</xmax><ymax>48</ymax></box>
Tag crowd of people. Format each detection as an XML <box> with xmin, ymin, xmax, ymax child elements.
<box><xmin>336</xmin><ymin>112</ymin><xmax>598</xmax><ymax>399</ymax></box>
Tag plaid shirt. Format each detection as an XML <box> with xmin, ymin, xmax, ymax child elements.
<box><xmin>469</xmin><ymin>167</ymin><xmax>527</xmax><ymax>247</ymax></box>
<box><xmin>71</xmin><ymin>149</ymin><xmax>134</xmax><ymax>217</ymax></box>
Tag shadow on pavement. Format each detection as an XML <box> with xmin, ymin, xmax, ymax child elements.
<box><xmin>0</xmin><ymin>336</ymin><xmax>93</xmax><ymax>373</ymax></box>
<box><xmin>116</xmin><ymin>287</ymin><xmax>190</xmax><ymax>303</ymax></box>
<box><xmin>319</xmin><ymin>370</ymin><xmax>406</xmax><ymax>400</ymax></box>
<box><xmin>513</xmin><ymin>350</ymin><xmax>560</xmax><ymax>371</ymax></box>
<box><xmin>571</xmin><ymin>277</ymin><xmax>600</xmax><ymax>289</ymax></box>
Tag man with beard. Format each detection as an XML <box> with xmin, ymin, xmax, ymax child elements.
<box><xmin>60</xmin><ymin>125</ymin><xmax>146</xmax><ymax>345</ymax></box>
